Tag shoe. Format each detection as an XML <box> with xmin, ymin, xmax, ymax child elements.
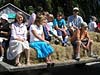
<box><xmin>74</xmin><ymin>53</ymin><xmax>80</xmax><ymax>61</ymax></box>
<box><xmin>75</xmin><ymin>57</ymin><xmax>80</xmax><ymax>61</ymax></box>
<box><xmin>66</xmin><ymin>42</ymin><xmax>70</xmax><ymax>46</ymax></box>
<box><xmin>72</xmin><ymin>54</ymin><xmax>80</xmax><ymax>61</ymax></box>
<box><xmin>54</xmin><ymin>40</ymin><xmax>60</xmax><ymax>45</ymax></box>
<box><xmin>89</xmin><ymin>54</ymin><xmax>98</xmax><ymax>58</ymax></box>
<box><xmin>14</xmin><ymin>62</ymin><xmax>22</xmax><ymax>66</ymax></box>
<box><xmin>62</xmin><ymin>43</ymin><xmax>67</xmax><ymax>47</ymax></box>
<box><xmin>0</xmin><ymin>56</ymin><xmax>4</xmax><ymax>61</ymax></box>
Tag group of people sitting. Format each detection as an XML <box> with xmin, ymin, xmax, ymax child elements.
<box><xmin>0</xmin><ymin>11</ymin><xmax>55</xmax><ymax>66</ymax></box>
<box><xmin>0</xmin><ymin>7</ymin><xmax>98</xmax><ymax>66</ymax></box>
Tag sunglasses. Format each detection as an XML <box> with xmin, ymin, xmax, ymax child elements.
<box><xmin>73</xmin><ymin>10</ymin><xmax>79</xmax><ymax>12</ymax></box>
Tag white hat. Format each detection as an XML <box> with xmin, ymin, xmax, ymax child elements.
<box><xmin>73</xmin><ymin>7</ymin><xmax>79</xmax><ymax>11</ymax></box>
<box><xmin>1</xmin><ymin>13</ymin><xmax>8</xmax><ymax>21</ymax></box>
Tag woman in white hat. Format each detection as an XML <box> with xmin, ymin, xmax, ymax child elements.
<box><xmin>0</xmin><ymin>13</ymin><xmax>10</xmax><ymax>61</ymax></box>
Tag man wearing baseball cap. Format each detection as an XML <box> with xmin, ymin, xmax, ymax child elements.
<box><xmin>67</xmin><ymin>7</ymin><xmax>83</xmax><ymax>29</ymax></box>
<box><xmin>73</xmin><ymin>7</ymin><xmax>79</xmax><ymax>11</ymax></box>
<box><xmin>0</xmin><ymin>13</ymin><xmax>10</xmax><ymax>61</ymax></box>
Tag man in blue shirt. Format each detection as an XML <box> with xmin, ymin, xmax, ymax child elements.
<box><xmin>67</xmin><ymin>7</ymin><xmax>83</xmax><ymax>29</ymax></box>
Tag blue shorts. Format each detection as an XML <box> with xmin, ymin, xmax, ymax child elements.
<box><xmin>71</xmin><ymin>40</ymin><xmax>78</xmax><ymax>49</ymax></box>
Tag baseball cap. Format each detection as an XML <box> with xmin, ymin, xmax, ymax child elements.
<box><xmin>73</xmin><ymin>7</ymin><xmax>79</xmax><ymax>11</ymax></box>
<box><xmin>1</xmin><ymin>13</ymin><xmax>8</xmax><ymax>21</ymax></box>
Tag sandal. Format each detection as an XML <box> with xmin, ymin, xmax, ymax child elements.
<box><xmin>14</xmin><ymin>63</ymin><xmax>22</xmax><ymax>67</ymax></box>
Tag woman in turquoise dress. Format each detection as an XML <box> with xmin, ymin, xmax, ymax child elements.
<box><xmin>29</xmin><ymin>15</ymin><xmax>54</xmax><ymax>63</ymax></box>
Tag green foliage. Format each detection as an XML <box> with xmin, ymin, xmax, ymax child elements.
<box><xmin>72</xmin><ymin>0</ymin><xmax>78</xmax><ymax>7</ymax></box>
<box><xmin>14</xmin><ymin>0</ymin><xmax>20</xmax><ymax>7</ymax></box>
<box><xmin>0</xmin><ymin>0</ymin><xmax>100</xmax><ymax>22</ymax></box>
<box><xmin>27</xmin><ymin>6</ymin><xmax>34</xmax><ymax>14</ymax></box>
<box><xmin>57</xmin><ymin>6</ymin><xmax>63</xmax><ymax>13</ymax></box>
<box><xmin>45</xmin><ymin>0</ymin><xmax>53</xmax><ymax>13</ymax></box>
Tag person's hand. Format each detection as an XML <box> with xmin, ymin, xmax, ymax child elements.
<box><xmin>45</xmin><ymin>40</ymin><xmax>50</xmax><ymax>44</ymax></box>
<box><xmin>17</xmin><ymin>38</ymin><xmax>24</xmax><ymax>42</ymax></box>
<box><xmin>81</xmin><ymin>42</ymin><xmax>89</xmax><ymax>50</ymax></box>
<box><xmin>73</xmin><ymin>26</ymin><xmax>78</xmax><ymax>30</ymax></box>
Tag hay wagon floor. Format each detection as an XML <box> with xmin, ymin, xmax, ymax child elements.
<box><xmin>0</xmin><ymin>56</ymin><xmax>100</xmax><ymax>72</ymax></box>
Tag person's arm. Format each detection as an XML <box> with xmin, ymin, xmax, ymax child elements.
<box><xmin>76</xmin><ymin>29</ymin><xmax>80</xmax><ymax>41</ymax></box>
<box><xmin>23</xmin><ymin>26</ymin><xmax>28</xmax><ymax>40</ymax></box>
<box><xmin>31</xmin><ymin>29</ymin><xmax>49</xmax><ymax>44</ymax></box>
<box><xmin>11</xmin><ymin>24</ymin><xmax>24</xmax><ymax>42</ymax></box>
<box><xmin>0</xmin><ymin>31</ymin><xmax>8</xmax><ymax>35</ymax></box>
<box><xmin>53</xmin><ymin>19</ymin><xmax>62</xmax><ymax>30</ymax></box>
<box><xmin>54</xmin><ymin>25</ymin><xmax>63</xmax><ymax>31</ymax></box>
<box><xmin>0</xmin><ymin>23</ymin><xmax>10</xmax><ymax>36</ymax></box>
<box><xmin>70</xmin><ymin>29</ymin><xmax>80</xmax><ymax>42</ymax></box>
<box><xmin>10</xmin><ymin>24</ymin><xmax>18</xmax><ymax>39</ymax></box>
<box><xmin>85</xmin><ymin>31</ymin><xmax>90</xmax><ymax>40</ymax></box>
<box><xmin>31</xmin><ymin>29</ymin><xmax>44</xmax><ymax>41</ymax></box>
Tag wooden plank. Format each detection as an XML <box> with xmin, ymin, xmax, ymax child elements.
<box><xmin>0</xmin><ymin>57</ymin><xmax>100</xmax><ymax>72</ymax></box>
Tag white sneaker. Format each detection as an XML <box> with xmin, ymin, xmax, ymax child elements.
<box><xmin>0</xmin><ymin>56</ymin><xmax>4</xmax><ymax>61</ymax></box>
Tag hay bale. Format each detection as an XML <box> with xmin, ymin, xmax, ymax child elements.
<box><xmin>20</xmin><ymin>32</ymin><xmax>100</xmax><ymax>64</ymax></box>
<box><xmin>52</xmin><ymin>44</ymin><xmax>73</xmax><ymax>61</ymax></box>
<box><xmin>89</xmin><ymin>32</ymin><xmax>100</xmax><ymax>42</ymax></box>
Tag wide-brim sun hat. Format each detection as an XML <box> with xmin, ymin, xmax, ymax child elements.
<box><xmin>1</xmin><ymin>13</ymin><xmax>8</xmax><ymax>21</ymax></box>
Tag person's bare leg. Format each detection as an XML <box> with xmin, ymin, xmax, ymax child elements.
<box><xmin>15</xmin><ymin>54</ymin><xmax>21</xmax><ymax>66</ymax></box>
<box><xmin>0</xmin><ymin>46</ymin><xmax>4</xmax><ymax>61</ymax></box>
<box><xmin>48</xmin><ymin>55</ymin><xmax>52</xmax><ymax>62</ymax></box>
<box><xmin>25</xmin><ymin>49</ymin><xmax>30</xmax><ymax>65</ymax></box>
<box><xmin>46</xmin><ymin>57</ymin><xmax>49</xmax><ymax>63</ymax></box>
<box><xmin>75</xmin><ymin>41</ymin><xmax>81</xmax><ymax>60</ymax></box>
<box><xmin>87</xmin><ymin>40</ymin><xmax>98</xmax><ymax>58</ymax></box>
<box><xmin>88</xmin><ymin>40</ymin><xmax>93</xmax><ymax>55</ymax></box>
<box><xmin>0</xmin><ymin>46</ymin><xmax>4</xmax><ymax>57</ymax></box>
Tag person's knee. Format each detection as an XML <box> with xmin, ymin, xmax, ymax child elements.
<box><xmin>90</xmin><ymin>40</ymin><xmax>93</xmax><ymax>44</ymax></box>
<box><xmin>77</xmin><ymin>40</ymin><xmax>81</xmax><ymax>45</ymax></box>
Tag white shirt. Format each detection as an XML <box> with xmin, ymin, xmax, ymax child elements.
<box><xmin>29</xmin><ymin>24</ymin><xmax>43</xmax><ymax>42</ymax></box>
<box><xmin>68</xmin><ymin>15</ymin><xmax>83</xmax><ymax>28</ymax></box>
<box><xmin>88</xmin><ymin>21</ymin><xmax>97</xmax><ymax>31</ymax></box>
<box><xmin>10</xmin><ymin>23</ymin><xmax>28</xmax><ymax>40</ymax></box>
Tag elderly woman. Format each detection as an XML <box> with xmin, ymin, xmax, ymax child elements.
<box><xmin>7</xmin><ymin>12</ymin><xmax>30</xmax><ymax>66</ymax></box>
